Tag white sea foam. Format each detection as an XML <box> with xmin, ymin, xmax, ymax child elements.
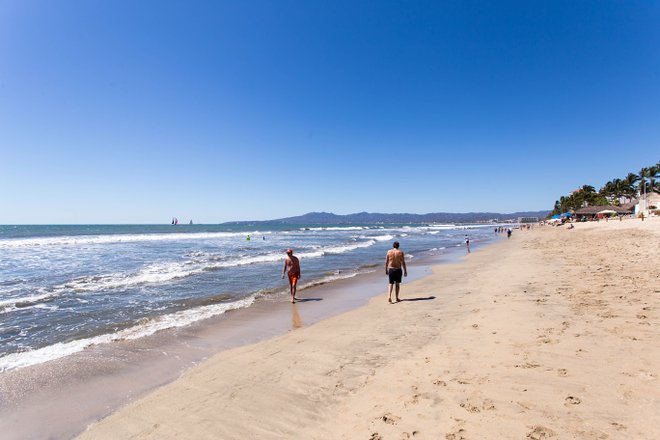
<box><xmin>38</xmin><ymin>239</ymin><xmax>380</xmax><ymax>295</ymax></box>
<box><xmin>297</xmin><ymin>270</ymin><xmax>362</xmax><ymax>290</ymax></box>
<box><xmin>206</xmin><ymin>239</ymin><xmax>377</xmax><ymax>269</ymax></box>
<box><xmin>302</xmin><ymin>226</ymin><xmax>367</xmax><ymax>231</ymax></box>
<box><xmin>425</xmin><ymin>224</ymin><xmax>458</xmax><ymax>230</ymax></box>
<box><xmin>50</xmin><ymin>261</ymin><xmax>205</xmax><ymax>294</ymax></box>
<box><xmin>322</xmin><ymin>240</ymin><xmax>376</xmax><ymax>254</ymax></box>
<box><xmin>0</xmin><ymin>295</ymin><xmax>256</xmax><ymax>372</ymax></box>
<box><xmin>0</xmin><ymin>231</ymin><xmax>260</xmax><ymax>249</ymax></box>
<box><xmin>0</xmin><ymin>291</ymin><xmax>60</xmax><ymax>311</ymax></box>
<box><xmin>365</xmin><ymin>234</ymin><xmax>395</xmax><ymax>242</ymax></box>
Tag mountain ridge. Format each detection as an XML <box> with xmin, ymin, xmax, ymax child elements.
<box><xmin>222</xmin><ymin>210</ymin><xmax>549</xmax><ymax>225</ymax></box>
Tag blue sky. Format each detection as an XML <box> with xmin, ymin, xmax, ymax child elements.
<box><xmin>1</xmin><ymin>1</ymin><xmax>659</xmax><ymax>224</ymax></box>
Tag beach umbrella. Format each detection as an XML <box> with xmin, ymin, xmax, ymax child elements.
<box><xmin>560</xmin><ymin>212</ymin><xmax>572</xmax><ymax>217</ymax></box>
<box><xmin>550</xmin><ymin>214</ymin><xmax>560</xmax><ymax>219</ymax></box>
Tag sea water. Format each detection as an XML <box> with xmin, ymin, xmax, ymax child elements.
<box><xmin>0</xmin><ymin>223</ymin><xmax>499</xmax><ymax>371</ymax></box>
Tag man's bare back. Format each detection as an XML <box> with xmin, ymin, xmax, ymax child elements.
<box><xmin>386</xmin><ymin>248</ymin><xmax>406</xmax><ymax>270</ymax></box>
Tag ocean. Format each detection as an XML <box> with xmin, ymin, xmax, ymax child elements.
<box><xmin>0</xmin><ymin>222</ymin><xmax>499</xmax><ymax>372</ymax></box>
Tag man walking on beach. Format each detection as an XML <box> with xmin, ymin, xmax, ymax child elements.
<box><xmin>282</xmin><ymin>249</ymin><xmax>301</xmax><ymax>303</ymax></box>
<box><xmin>385</xmin><ymin>241</ymin><xmax>407</xmax><ymax>303</ymax></box>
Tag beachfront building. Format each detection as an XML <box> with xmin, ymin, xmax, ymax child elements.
<box><xmin>635</xmin><ymin>192</ymin><xmax>660</xmax><ymax>217</ymax></box>
<box><xmin>518</xmin><ymin>216</ymin><xmax>540</xmax><ymax>223</ymax></box>
<box><xmin>574</xmin><ymin>205</ymin><xmax>632</xmax><ymax>220</ymax></box>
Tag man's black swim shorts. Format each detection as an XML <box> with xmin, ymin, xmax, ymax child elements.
<box><xmin>388</xmin><ymin>268</ymin><xmax>403</xmax><ymax>284</ymax></box>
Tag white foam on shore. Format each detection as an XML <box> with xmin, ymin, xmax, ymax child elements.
<box><xmin>0</xmin><ymin>231</ymin><xmax>264</xmax><ymax>248</ymax></box>
<box><xmin>51</xmin><ymin>261</ymin><xmax>205</xmax><ymax>294</ymax></box>
<box><xmin>322</xmin><ymin>240</ymin><xmax>377</xmax><ymax>254</ymax></box>
<box><xmin>3</xmin><ymin>239</ymin><xmax>383</xmax><ymax>303</ymax></box>
<box><xmin>302</xmin><ymin>226</ymin><xmax>368</xmax><ymax>231</ymax></box>
<box><xmin>297</xmin><ymin>270</ymin><xmax>362</xmax><ymax>290</ymax></box>
<box><xmin>0</xmin><ymin>291</ymin><xmax>60</xmax><ymax>312</ymax></box>
<box><xmin>0</xmin><ymin>295</ymin><xmax>257</xmax><ymax>372</ymax></box>
<box><xmin>362</xmin><ymin>234</ymin><xmax>395</xmax><ymax>241</ymax></box>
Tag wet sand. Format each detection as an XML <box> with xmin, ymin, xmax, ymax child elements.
<box><xmin>74</xmin><ymin>218</ymin><xmax>660</xmax><ymax>439</ymax></box>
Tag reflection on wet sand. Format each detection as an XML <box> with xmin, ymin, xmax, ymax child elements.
<box><xmin>291</xmin><ymin>304</ymin><xmax>302</xmax><ymax>329</ymax></box>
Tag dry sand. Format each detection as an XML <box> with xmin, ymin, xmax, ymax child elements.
<box><xmin>77</xmin><ymin>218</ymin><xmax>660</xmax><ymax>440</ymax></box>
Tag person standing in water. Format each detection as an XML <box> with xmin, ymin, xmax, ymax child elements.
<box><xmin>385</xmin><ymin>241</ymin><xmax>407</xmax><ymax>303</ymax></box>
<box><xmin>282</xmin><ymin>249</ymin><xmax>301</xmax><ymax>303</ymax></box>
<box><xmin>464</xmin><ymin>234</ymin><xmax>471</xmax><ymax>253</ymax></box>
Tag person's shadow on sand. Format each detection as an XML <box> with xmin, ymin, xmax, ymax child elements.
<box><xmin>294</xmin><ymin>298</ymin><xmax>323</xmax><ymax>302</ymax></box>
<box><xmin>399</xmin><ymin>296</ymin><xmax>436</xmax><ymax>302</ymax></box>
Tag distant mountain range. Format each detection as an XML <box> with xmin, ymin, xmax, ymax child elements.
<box><xmin>223</xmin><ymin>210</ymin><xmax>549</xmax><ymax>225</ymax></box>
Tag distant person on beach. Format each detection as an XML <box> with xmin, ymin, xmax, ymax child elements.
<box><xmin>282</xmin><ymin>249</ymin><xmax>301</xmax><ymax>303</ymax></box>
<box><xmin>385</xmin><ymin>241</ymin><xmax>407</xmax><ymax>303</ymax></box>
<box><xmin>464</xmin><ymin>235</ymin><xmax>471</xmax><ymax>253</ymax></box>
<box><xmin>507</xmin><ymin>228</ymin><xmax>512</xmax><ymax>238</ymax></box>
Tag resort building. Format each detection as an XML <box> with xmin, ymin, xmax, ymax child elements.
<box><xmin>635</xmin><ymin>192</ymin><xmax>660</xmax><ymax>217</ymax></box>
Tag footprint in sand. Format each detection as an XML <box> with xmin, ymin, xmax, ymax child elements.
<box><xmin>405</xmin><ymin>393</ymin><xmax>421</xmax><ymax>407</ymax></box>
<box><xmin>526</xmin><ymin>425</ymin><xmax>557</xmax><ymax>439</ymax></box>
<box><xmin>460</xmin><ymin>401</ymin><xmax>481</xmax><ymax>413</ymax></box>
<box><xmin>564</xmin><ymin>395</ymin><xmax>581</xmax><ymax>406</ymax></box>
<box><xmin>380</xmin><ymin>413</ymin><xmax>401</xmax><ymax>425</ymax></box>
<box><xmin>557</xmin><ymin>368</ymin><xmax>568</xmax><ymax>377</ymax></box>
<box><xmin>515</xmin><ymin>361</ymin><xmax>541</xmax><ymax>369</ymax></box>
<box><xmin>482</xmin><ymin>399</ymin><xmax>495</xmax><ymax>410</ymax></box>
<box><xmin>445</xmin><ymin>428</ymin><xmax>466</xmax><ymax>440</ymax></box>
<box><xmin>460</xmin><ymin>398</ymin><xmax>495</xmax><ymax>413</ymax></box>
<box><xmin>610</xmin><ymin>422</ymin><xmax>627</xmax><ymax>431</ymax></box>
<box><xmin>370</xmin><ymin>433</ymin><xmax>383</xmax><ymax>440</ymax></box>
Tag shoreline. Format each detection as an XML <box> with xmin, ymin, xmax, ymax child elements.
<box><xmin>72</xmin><ymin>217</ymin><xmax>659</xmax><ymax>439</ymax></box>
<box><xmin>0</xmin><ymin>237</ymin><xmax>484</xmax><ymax>440</ymax></box>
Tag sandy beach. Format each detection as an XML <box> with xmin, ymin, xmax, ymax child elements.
<box><xmin>74</xmin><ymin>218</ymin><xmax>660</xmax><ymax>439</ymax></box>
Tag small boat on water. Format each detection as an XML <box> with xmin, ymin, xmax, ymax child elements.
<box><xmin>171</xmin><ymin>217</ymin><xmax>179</xmax><ymax>225</ymax></box>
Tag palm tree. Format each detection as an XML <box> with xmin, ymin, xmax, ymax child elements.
<box><xmin>577</xmin><ymin>185</ymin><xmax>597</xmax><ymax>207</ymax></box>
<box><xmin>648</xmin><ymin>165</ymin><xmax>659</xmax><ymax>194</ymax></box>
<box><xmin>622</xmin><ymin>173</ymin><xmax>639</xmax><ymax>202</ymax></box>
<box><xmin>553</xmin><ymin>200</ymin><xmax>561</xmax><ymax>215</ymax></box>
<box><xmin>549</xmin><ymin>161</ymin><xmax>660</xmax><ymax>214</ymax></box>
<box><xmin>637</xmin><ymin>167</ymin><xmax>650</xmax><ymax>200</ymax></box>
<box><xmin>599</xmin><ymin>181</ymin><xmax>614</xmax><ymax>203</ymax></box>
<box><xmin>607</xmin><ymin>178</ymin><xmax>626</xmax><ymax>205</ymax></box>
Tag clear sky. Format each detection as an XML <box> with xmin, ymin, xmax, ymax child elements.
<box><xmin>1</xmin><ymin>1</ymin><xmax>659</xmax><ymax>224</ymax></box>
